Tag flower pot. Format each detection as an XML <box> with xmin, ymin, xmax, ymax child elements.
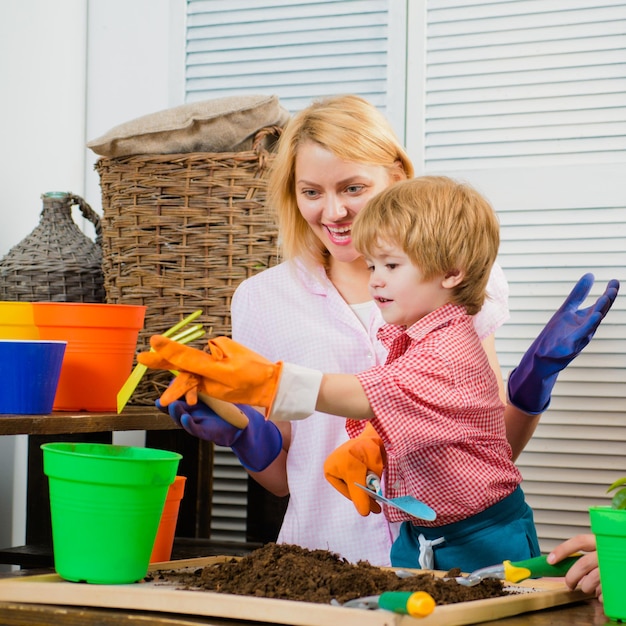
<box><xmin>589</xmin><ymin>506</ymin><xmax>626</xmax><ymax>622</ymax></box>
<box><xmin>42</xmin><ymin>442</ymin><xmax>181</xmax><ymax>584</ymax></box>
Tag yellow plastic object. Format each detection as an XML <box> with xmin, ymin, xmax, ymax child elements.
<box><xmin>116</xmin><ymin>310</ymin><xmax>203</xmax><ymax>413</ymax></box>
<box><xmin>379</xmin><ymin>591</ymin><xmax>436</xmax><ymax>617</ymax></box>
<box><xmin>503</xmin><ymin>560</ymin><xmax>532</xmax><ymax>584</ymax></box>
<box><xmin>0</xmin><ymin>301</ymin><xmax>40</xmax><ymax>339</ymax></box>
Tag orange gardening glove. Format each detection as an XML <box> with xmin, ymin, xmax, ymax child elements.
<box><xmin>137</xmin><ymin>335</ymin><xmax>283</xmax><ymax>414</ymax></box>
<box><xmin>323</xmin><ymin>422</ymin><xmax>386</xmax><ymax>516</ymax></box>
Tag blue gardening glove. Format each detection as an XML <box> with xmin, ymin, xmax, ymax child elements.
<box><xmin>508</xmin><ymin>273</ymin><xmax>619</xmax><ymax>415</ymax></box>
<box><xmin>157</xmin><ymin>399</ymin><xmax>283</xmax><ymax>472</ymax></box>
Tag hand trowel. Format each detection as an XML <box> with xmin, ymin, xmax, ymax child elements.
<box><xmin>355</xmin><ymin>473</ymin><xmax>436</xmax><ymax>521</ymax></box>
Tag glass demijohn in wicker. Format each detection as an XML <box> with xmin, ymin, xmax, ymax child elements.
<box><xmin>0</xmin><ymin>192</ymin><xmax>105</xmax><ymax>302</ymax></box>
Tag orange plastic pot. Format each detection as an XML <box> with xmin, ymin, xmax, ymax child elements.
<box><xmin>33</xmin><ymin>302</ymin><xmax>146</xmax><ymax>411</ymax></box>
<box><xmin>150</xmin><ymin>475</ymin><xmax>187</xmax><ymax>563</ymax></box>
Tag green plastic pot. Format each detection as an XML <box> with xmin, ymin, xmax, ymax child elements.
<box><xmin>589</xmin><ymin>506</ymin><xmax>626</xmax><ymax>622</ymax></box>
<box><xmin>42</xmin><ymin>442</ymin><xmax>181</xmax><ymax>584</ymax></box>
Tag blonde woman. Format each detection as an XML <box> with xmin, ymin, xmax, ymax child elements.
<box><xmin>157</xmin><ymin>96</ymin><xmax>618</xmax><ymax>566</ymax></box>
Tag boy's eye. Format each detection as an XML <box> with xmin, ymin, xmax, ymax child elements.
<box><xmin>386</xmin><ymin>263</ymin><xmax>397</xmax><ymax>270</ymax></box>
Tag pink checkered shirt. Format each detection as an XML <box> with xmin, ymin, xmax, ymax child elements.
<box><xmin>351</xmin><ymin>303</ymin><xmax>521</xmax><ymax>526</ymax></box>
<box><xmin>233</xmin><ymin>260</ymin><xmax>510</xmax><ymax>565</ymax></box>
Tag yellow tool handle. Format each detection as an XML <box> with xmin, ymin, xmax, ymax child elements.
<box><xmin>198</xmin><ymin>393</ymin><xmax>250</xmax><ymax>429</ymax></box>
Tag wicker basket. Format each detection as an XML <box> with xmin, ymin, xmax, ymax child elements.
<box><xmin>96</xmin><ymin>126</ymin><xmax>282</xmax><ymax>405</ymax></box>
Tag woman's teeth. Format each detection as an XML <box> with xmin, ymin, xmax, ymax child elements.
<box><xmin>326</xmin><ymin>225</ymin><xmax>351</xmax><ymax>242</ymax></box>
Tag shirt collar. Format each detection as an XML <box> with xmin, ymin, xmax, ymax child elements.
<box><xmin>292</xmin><ymin>258</ymin><xmax>331</xmax><ymax>296</ymax></box>
<box><xmin>377</xmin><ymin>303</ymin><xmax>467</xmax><ymax>348</ymax></box>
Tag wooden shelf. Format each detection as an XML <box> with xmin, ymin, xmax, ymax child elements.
<box><xmin>0</xmin><ymin>407</ymin><xmax>212</xmax><ymax>568</ymax></box>
<box><xmin>0</xmin><ymin>538</ymin><xmax>261</xmax><ymax>568</ymax></box>
<box><xmin>0</xmin><ymin>407</ymin><xmax>178</xmax><ymax>436</ymax></box>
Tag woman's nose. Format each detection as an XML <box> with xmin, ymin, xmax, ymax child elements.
<box><xmin>324</xmin><ymin>195</ymin><xmax>348</xmax><ymax>220</ymax></box>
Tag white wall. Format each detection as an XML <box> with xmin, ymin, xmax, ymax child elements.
<box><xmin>0</xmin><ymin>0</ymin><xmax>184</xmax><ymax>565</ymax></box>
<box><xmin>84</xmin><ymin>0</ymin><xmax>185</xmax><ymax>208</ymax></box>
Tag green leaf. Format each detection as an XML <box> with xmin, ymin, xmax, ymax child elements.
<box><xmin>607</xmin><ymin>478</ymin><xmax>626</xmax><ymax>510</ymax></box>
<box><xmin>607</xmin><ymin>477</ymin><xmax>626</xmax><ymax>492</ymax></box>
<box><xmin>611</xmin><ymin>489</ymin><xmax>626</xmax><ymax>510</ymax></box>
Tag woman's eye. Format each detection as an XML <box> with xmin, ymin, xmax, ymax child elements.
<box><xmin>300</xmin><ymin>189</ymin><xmax>320</xmax><ymax>199</ymax></box>
<box><xmin>346</xmin><ymin>184</ymin><xmax>365</xmax><ymax>194</ymax></box>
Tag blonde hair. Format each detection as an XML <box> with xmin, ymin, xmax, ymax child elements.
<box><xmin>352</xmin><ymin>176</ymin><xmax>500</xmax><ymax>315</ymax></box>
<box><xmin>268</xmin><ymin>95</ymin><xmax>414</xmax><ymax>268</ymax></box>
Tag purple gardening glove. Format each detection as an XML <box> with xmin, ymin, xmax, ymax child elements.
<box><xmin>508</xmin><ymin>273</ymin><xmax>619</xmax><ymax>415</ymax></box>
<box><xmin>157</xmin><ymin>399</ymin><xmax>282</xmax><ymax>472</ymax></box>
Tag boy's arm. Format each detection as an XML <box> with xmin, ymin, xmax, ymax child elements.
<box><xmin>316</xmin><ymin>373</ymin><xmax>373</xmax><ymax>419</ymax></box>
<box><xmin>138</xmin><ymin>335</ymin><xmax>373</xmax><ymax>422</ymax></box>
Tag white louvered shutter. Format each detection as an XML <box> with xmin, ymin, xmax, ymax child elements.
<box><xmin>407</xmin><ymin>0</ymin><xmax>626</xmax><ymax>552</ymax></box>
<box><xmin>185</xmin><ymin>0</ymin><xmax>404</xmax><ymax>542</ymax></box>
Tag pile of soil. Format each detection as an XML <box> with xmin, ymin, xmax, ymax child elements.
<box><xmin>150</xmin><ymin>542</ymin><xmax>508</xmax><ymax>606</ymax></box>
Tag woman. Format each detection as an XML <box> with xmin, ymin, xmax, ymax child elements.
<box><xmin>161</xmin><ymin>95</ymin><xmax>618</xmax><ymax>566</ymax></box>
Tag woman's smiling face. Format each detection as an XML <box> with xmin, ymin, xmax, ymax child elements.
<box><xmin>294</xmin><ymin>140</ymin><xmax>397</xmax><ymax>264</ymax></box>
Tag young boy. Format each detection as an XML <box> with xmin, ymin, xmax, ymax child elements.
<box><xmin>138</xmin><ymin>176</ymin><xmax>540</xmax><ymax>573</ymax></box>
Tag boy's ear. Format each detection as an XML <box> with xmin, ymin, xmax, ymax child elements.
<box><xmin>442</xmin><ymin>269</ymin><xmax>465</xmax><ymax>289</ymax></box>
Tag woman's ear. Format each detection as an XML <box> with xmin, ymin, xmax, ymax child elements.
<box><xmin>442</xmin><ymin>269</ymin><xmax>465</xmax><ymax>289</ymax></box>
<box><xmin>390</xmin><ymin>160</ymin><xmax>408</xmax><ymax>183</ymax></box>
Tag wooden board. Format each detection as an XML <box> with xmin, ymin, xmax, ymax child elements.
<box><xmin>0</xmin><ymin>557</ymin><xmax>592</xmax><ymax>626</ymax></box>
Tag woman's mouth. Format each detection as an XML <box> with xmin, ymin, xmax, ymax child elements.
<box><xmin>324</xmin><ymin>224</ymin><xmax>352</xmax><ymax>245</ymax></box>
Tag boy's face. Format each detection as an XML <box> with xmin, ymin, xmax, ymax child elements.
<box><xmin>364</xmin><ymin>242</ymin><xmax>451</xmax><ymax>327</ymax></box>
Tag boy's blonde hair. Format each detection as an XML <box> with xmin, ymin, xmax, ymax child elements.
<box><xmin>352</xmin><ymin>176</ymin><xmax>500</xmax><ymax>315</ymax></box>
<box><xmin>268</xmin><ymin>95</ymin><xmax>414</xmax><ymax>269</ymax></box>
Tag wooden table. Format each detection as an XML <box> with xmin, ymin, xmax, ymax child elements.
<box><xmin>0</xmin><ymin>557</ymin><xmax>612</xmax><ymax>626</ymax></box>
<box><xmin>0</xmin><ymin>408</ymin><xmax>213</xmax><ymax>566</ymax></box>
<box><xmin>0</xmin><ymin>567</ymin><xmax>611</xmax><ymax>626</ymax></box>
<box><xmin>0</xmin><ymin>601</ymin><xmax>605</xmax><ymax>626</ymax></box>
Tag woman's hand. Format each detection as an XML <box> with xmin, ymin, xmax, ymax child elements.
<box><xmin>507</xmin><ymin>274</ymin><xmax>619</xmax><ymax>415</ymax></box>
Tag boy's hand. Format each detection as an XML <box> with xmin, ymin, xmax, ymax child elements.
<box><xmin>138</xmin><ymin>335</ymin><xmax>283</xmax><ymax>414</ymax></box>
<box><xmin>323</xmin><ymin>423</ymin><xmax>386</xmax><ymax>516</ymax></box>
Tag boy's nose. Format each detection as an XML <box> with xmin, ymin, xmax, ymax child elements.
<box><xmin>369</xmin><ymin>271</ymin><xmax>384</xmax><ymax>288</ymax></box>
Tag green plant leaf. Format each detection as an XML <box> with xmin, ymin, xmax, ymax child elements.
<box><xmin>607</xmin><ymin>478</ymin><xmax>626</xmax><ymax>510</ymax></box>
<box><xmin>607</xmin><ymin>477</ymin><xmax>626</xmax><ymax>492</ymax></box>
<box><xmin>611</xmin><ymin>489</ymin><xmax>626</xmax><ymax>510</ymax></box>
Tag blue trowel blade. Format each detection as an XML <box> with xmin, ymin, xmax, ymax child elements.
<box><xmin>354</xmin><ymin>482</ymin><xmax>436</xmax><ymax>521</ymax></box>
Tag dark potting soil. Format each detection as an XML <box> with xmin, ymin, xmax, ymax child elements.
<box><xmin>149</xmin><ymin>542</ymin><xmax>508</xmax><ymax>606</ymax></box>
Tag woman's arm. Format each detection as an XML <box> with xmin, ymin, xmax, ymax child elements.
<box><xmin>246</xmin><ymin>421</ymin><xmax>292</xmax><ymax>497</ymax></box>
<box><xmin>482</xmin><ymin>333</ymin><xmax>538</xmax><ymax>462</ymax></box>
<box><xmin>483</xmin><ymin>275</ymin><xmax>619</xmax><ymax>462</ymax></box>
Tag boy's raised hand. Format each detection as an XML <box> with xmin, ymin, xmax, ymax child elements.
<box><xmin>138</xmin><ymin>335</ymin><xmax>283</xmax><ymax>414</ymax></box>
